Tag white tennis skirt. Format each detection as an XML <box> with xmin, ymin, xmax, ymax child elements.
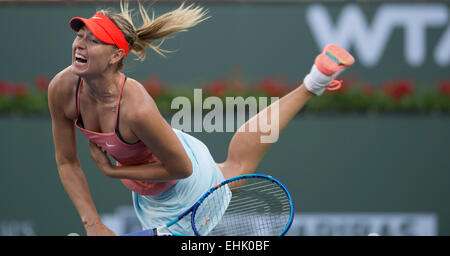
<box><xmin>131</xmin><ymin>128</ymin><xmax>227</xmax><ymax>235</ymax></box>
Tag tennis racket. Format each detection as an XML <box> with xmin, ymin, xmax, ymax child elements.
<box><xmin>123</xmin><ymin>174</ymin><xmax>294</xmax><ymax>236</ymax></box>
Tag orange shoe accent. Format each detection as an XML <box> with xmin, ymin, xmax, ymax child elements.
<box><xmin>315</xmin><ymin>44</ymin><xmax>355</xmax><ymax>76</ymax></box>
<box><xmin>326</xmin><ymin>80</ymin><xmax>343</xmax><ymax>91</ymax></box>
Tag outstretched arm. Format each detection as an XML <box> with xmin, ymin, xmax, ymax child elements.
<box><xmin>48</xmin><ymin>72</ymin><xmax>114</xmax><ymax>236</ymax></box>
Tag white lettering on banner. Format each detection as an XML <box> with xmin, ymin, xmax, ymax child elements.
<box><xmin>101</xmin><ymin>206</ymin><xmax>438</xmax><ymax>236</ymax></box>
<box><xmin>0</xmin><ymin>221</ymin><xmax>35</xmax><ymax>236</ymax></box>
<box><xmin>306</xmin><ymin>4</ymin><xmax>449</xmax><ymax>67</ymax></box>
<box><xmin>286</xmin><ymin>213</ymin><xmax>437</xmax><ymax>236</ymax></box>
<box><xmin>435</xmin><ymin>24</ymin><xmax>450</xmax><ymax>67</ymax></box>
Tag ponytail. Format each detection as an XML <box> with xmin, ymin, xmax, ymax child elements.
<box><xmin>100</xmin><ymin>1</ymin><xmax>209</xmax><ymax>63</ymax></box>
<box><xmin>133</xmin><ymin>2</ymin><xmax>209</xmax><ymax>59</ymax></box>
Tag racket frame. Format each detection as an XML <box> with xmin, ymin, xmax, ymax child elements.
<box><xmin>190</xmin><ymin>174</ymin><xmax>295</xmax><ymax>236</ymax></box>
<box><xmin>124</xmin><ymin>174</ymin><xmax>294</xmax><ymax>236</ymax></box>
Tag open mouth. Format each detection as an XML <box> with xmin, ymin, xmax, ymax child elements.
<box><xmin>75</xmin><ymin>53</ymin><xmax>87</xmax><ymax>64</ymax></box>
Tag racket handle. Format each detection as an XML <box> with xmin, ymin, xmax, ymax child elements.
<box><xmin>122</xmin><ymin>228</ymin><xmax>156</xmax><ymax>236</ymax></box>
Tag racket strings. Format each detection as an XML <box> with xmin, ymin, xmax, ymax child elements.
<box><xmin>193</xmin><ymin>177</ymin><xmax>292</xmax><ymax>236</ymax></box>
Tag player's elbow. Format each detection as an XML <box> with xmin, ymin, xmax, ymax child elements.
<box><xmin>185</xmin><ymin>162</ymin><xmax>193</xmax><ymax>178</ymax></box>
<box><xmin>179</xmin><ymin>160</ymin><xmax>193</xmax><ymax>179</ymax></box>
<box><xmin>180</xmin><ymin>168</ymin><xmax>193</xmax><ymax>179</ymax></box>
<box><xmin>169</xmin><ymin>157</ymin><xmax>193</xmax><ymax>179</ymax></box>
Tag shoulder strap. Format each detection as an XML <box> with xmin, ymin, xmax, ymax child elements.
<box><xmin>75</xmin><ymin>77</ymin><xmax>82</xmax><ymax>116</ymax></box>
<box><xmin>114</xmin><ymin>74</ymin><xmax>127</xmax><ymax>129</ymax></box>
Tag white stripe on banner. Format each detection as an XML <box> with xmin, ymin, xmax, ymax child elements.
<box><xmin>101</xmin><ymin>206</ymin><xmax>438</xmax><ymax>236</ymax></box>
<box><xmin>286</xmin><ymin>213</ymin><xmax>438</xmax><ymax>236</ymax></box>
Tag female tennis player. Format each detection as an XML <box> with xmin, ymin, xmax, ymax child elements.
<box><xmin>48</xmin><ymin>2</ymin><xmax>354</xmax><ymax>236</ymax></box>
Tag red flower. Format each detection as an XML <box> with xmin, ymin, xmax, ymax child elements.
<box><xmin>340</xmin><ymin>74</ymin><xmax>358</xmax><ymax>93</ymax></box>
<box><xmin>0</xmin><ymin>80</ymin><xmax>13</xmax><ymax>95</ymax></box>
<box><xmin>35</xmin><ymin>75</ymin><xmax>49</xmax><ymax>92</ymax></box>
<box><xmin>205</xmin><ymin>79</ymin><xmax>228</xmax><ymax>97</ymax></box>
<box><xmin>361</xmin><ymin>83</ymin><xmax>376</xmax><ymax>96</ymax></box>
<box><xmin>0</xmin><ymin>81</ymin><xmax>28</xmax><ymax>96</ymax></box>
<box><xmin>12</xmin><ymin>83</ymin><xmax>28</xmax><ymax>97</ymax></box>
<box><xmin>142</xmin><ymin>75</ymin><xmax>165</xmax><ymax>98</ymax></box>
<box><xmin>256</xmin><ymin>77</ymin><xmax>287</xmax><ymax>97</ymax></box>
<box><xmin>228</xmin><ymin>79</ymin><xmax>245</xmax><ymax>94</ymax></box>
<box><xmin>438</xmin><ymin>80</ymin><xmax>450</xmax><ymax>96</ymax></box>
<box><xmin>228</xmin><ymin>64</ymin><xmax>246</xmax><ymax>93</ymax></box>
<box><xmin>383</xmin><ymin>79</ymin><xmax>414</xmax><ymax>101</ymax></box>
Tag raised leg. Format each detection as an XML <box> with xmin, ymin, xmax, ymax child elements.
<box><xmin>217</xmin><ymin>44</ymin><xmax>355</xmax><ymax>180</ymax></box>
<box><xmin>217</xmin><ymin>84</ymin><xmax>313</xmax><ymax>179</ymax></box>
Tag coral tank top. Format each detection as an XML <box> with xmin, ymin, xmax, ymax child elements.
<box><xmin>74</xmin><ymin>75</ymin><xmax>177</xmax><ymax>195</ymax></box>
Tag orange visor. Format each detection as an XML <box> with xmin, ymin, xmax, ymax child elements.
<box><xmin>70</xmin><ymin>13</ymin><xmax>130</xmax><ymax>58</ymax></box>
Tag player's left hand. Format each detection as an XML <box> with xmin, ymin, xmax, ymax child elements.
<box><xmin>88</xmin><ymin>141</ymin><xmax>114</xmax><ymax>177</ymax></box>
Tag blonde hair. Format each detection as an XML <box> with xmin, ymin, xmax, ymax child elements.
<box><xmin>98</xmin><ymin>1</ymin><xmax>209</xmax><ymax>69</ymax></box>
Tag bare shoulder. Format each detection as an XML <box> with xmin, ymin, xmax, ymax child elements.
<box><xmin>121</xmin><ymin>77</ymin><xmax>161</xmax><ymax>121</ymax></box>
<box><xmin>48</xmin><ymin>66</ymin><xmax>79</xmax><ymax>120</ymax></box>
<box><xmin>49</xmin><ymin>66</ymin><xmax>78</xmax><ymax>94</ymax></box>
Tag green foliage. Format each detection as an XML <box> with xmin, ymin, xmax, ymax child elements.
<box><xmin>0</xmin><ymin>76</ymin><xmax>449</xmax><ymax>115</ymax></box>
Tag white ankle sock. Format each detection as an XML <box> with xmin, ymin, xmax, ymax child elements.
<box><xmin>304</xmin><ymin>65</ymin><xmax>332</xmax><ymax>96</ymax></box>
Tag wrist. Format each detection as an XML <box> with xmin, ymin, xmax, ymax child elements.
<box><xmin>84</xmin><ymin>221</ymin><xmax>101</xmax><ymax>229</ymax></box>
<box><xmin>101</xmin><ymin>164</ymin><xmax>116</xmax><ymax>178</ymax></box>
<box><xmin>82</xmin><ymin>216</ymin><xmax>101</xmax><ymax>228</ymax></box>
